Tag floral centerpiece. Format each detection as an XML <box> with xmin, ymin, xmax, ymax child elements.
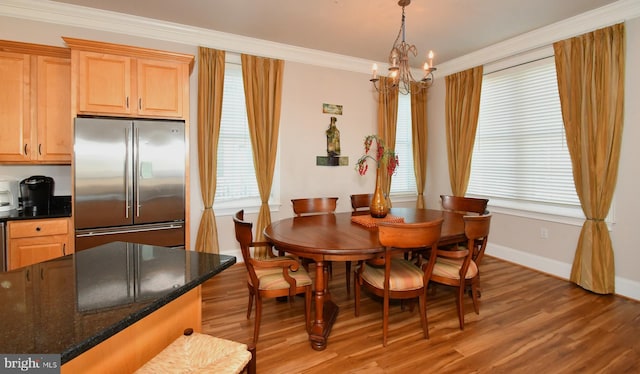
<box><xmin>355</xmin><ymin>134</ymin><xmax>399</xmax><ymax>176</ymax></box>
<box><xmin>355</xmin><ymin>135</ymin><xmax>399</xmax><ymax>218</ymax></box>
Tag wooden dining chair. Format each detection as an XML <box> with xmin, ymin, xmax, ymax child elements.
<box><xmin>233</xmin><ymin>210</ymin><xmax>312</xmax><ymax>344</ymax></box>
<box><xmin>350</xmin><ymin>193</ymin><xmax>372</xmax><ymax>213</ymax></box>
<box><xmin>440</xmin><ymin>194</ymin><xmax>489</xmax><ymax>215</ymax></box>
<box><xmin>354</xmin><ymin>219</ymin><xmax>443</xmax><ymax>346</ymax></box>
<box><xmin>439</xmin><ymin>194</ymin><xmax>489</xmax><ymax>261</ymax></box>
<box><xmin>291</xmin><ymin>197</ymin><xmax>339</xmax><ymax>216</ymax></box>
<box><xmin>290</xmin><ymin>197</ymin><xmax>351</xmax><ymax>292</ymax></box>
<box><xmin>421</xmin><ymin>214</ymin><xmax>491</xmax><ymax>330</ymax></box>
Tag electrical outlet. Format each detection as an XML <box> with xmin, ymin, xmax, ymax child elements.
<box><xmin>540</xmin><ymin>227</ymin><xmax>549</xmax><ymax>239</ymax></box>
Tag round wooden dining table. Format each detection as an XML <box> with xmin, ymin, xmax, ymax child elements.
<box><xmin>263</xmin><ymin>207</ymin><xmax>466</xmax><ymax>351</ymax></box>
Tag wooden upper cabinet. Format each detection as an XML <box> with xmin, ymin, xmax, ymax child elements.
<box><xmin>0</xmin><ymin>51</ymin><xmax>32</xmax><ymax>162</ymax></box>
<box><xmin>77</xmin><ymin>51</ymin><xmax>132</xmax><ymax>115</ymax></box>
<box><xmin>137</xmin><ymin>58</ymin><xmax>186</xmax><ymax>118</ymax></box>
<box><xmin>0</xmin><ymin>41</ymin><xmax>71</xmax><ymax>164</ymax></box>
<box><xmin>36</xmin><ymin>55</ymin><xmax>72</xmax><ymax>162</ymax></box>
<box><xmin>66</xmin><ymin>37</ymin><xmax>193</xmax><ymax>119</ymax></box>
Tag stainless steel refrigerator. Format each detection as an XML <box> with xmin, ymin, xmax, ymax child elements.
<box><xmin>74</xmin><ymin>117</ymin><xmax>185</xmax><ymax>251</ymax></box>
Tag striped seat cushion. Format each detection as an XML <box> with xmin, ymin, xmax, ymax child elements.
<box><xmin>430</xmin><ymin>258</ymin><xmax>478</xmax><ymax>280</ymax></box>
<box><xmin>362</xmin><ymin>259</ymin><xmax>424</xmax><ymax>291</ymax></box>
<box><xmin>257</xmin><ymin>267</ymin><xmax>312</xmax><ymax>290</ymax></box>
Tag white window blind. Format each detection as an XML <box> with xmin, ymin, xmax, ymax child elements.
<box><xmin>390</xmin><ymin>93</ymin><xmax>417</xmax><ymax>195</ymax></box>
<box><xmin>467</xmin><ymin>57</ymin><xmax>581</xmax><ymax>216</ymax></box>
<box><xmin>214</xmin><ymin>63</ymin><xmax>260</xmax><ymax>203</ymax></box>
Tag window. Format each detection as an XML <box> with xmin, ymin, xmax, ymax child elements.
<box><xmin>390</xmin><ymin>93</ymin><xmax>417</xmax><ymax>196</ymax></box>
<box><xmin>213</xmin><ymin>63</ymin><xmax>266</xmax><ymax>212</ymax></box>
<box><xmin>467</xmin><ymin>56</ymin><xmax>582</xmax><ymax>218</ymax></box>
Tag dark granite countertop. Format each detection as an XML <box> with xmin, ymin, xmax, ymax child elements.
<box><xmin>0</xmin><ymin>196</ymin><xmax>72</xmax><ymax>222</ymax></box>
<box><xmin>0</xmin><ymin>242</ymin><xmax>235</xmax><ymax>363</ymax></box>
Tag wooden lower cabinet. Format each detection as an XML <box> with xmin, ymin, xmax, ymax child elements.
<box><xmin>0</xmin><ymin>268</ymin><xmax>35</xmax><ymax>352</ymax></box>
<box><xmin>0</xmin><ymin>259</ymin><xmax>74</xmax><ymax>353</ymax></box>
<box><xmin>7</xmin><ymin>218</ymin><xmax>73</xmax><ymax>271</ymax></box>
<box><xmin>37</xmin><ymin>259</ymin><xmax>75</xmax><ymax>350</ymax></box>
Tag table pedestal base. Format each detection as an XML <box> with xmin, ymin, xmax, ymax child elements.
<box><xmin>309</xmin><ymin>300</ymin><xmax>339</xmax><ymax>351</ymax></box>
<box><xmin>307</xmin><ymin>260</ymin><xmax>340</xmax><ymax>351</ymax></box>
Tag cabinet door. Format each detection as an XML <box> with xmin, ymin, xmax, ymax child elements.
<box><xmin>0</xmin><ymin>269</ymin><xmax>35</xmax><ymax>352</ymax></box>
<box><xmin>7</xmin><ymin>218</ymin><xmax>72</xmax><ymax>270</ymax></box>
<box><xmin>0</xmin><ymin>51</ymin><xmax>32</xmax><ymax>162</ymax></box>
<box><xmin>8</xmin><ymin>236</ymin><xmax>70</xmax><ymax>270</ymax></box>
<box><xmin>35</xmin><ymin>259</ymin><xmax>75</xmax><ymax>350</ymax></box>
<box><xmin>137</xmin><ymin>58</ymin><xmax>185</xmax><ymax>118</ymax></box>
<box><xmin>36</xmin><ymin>55</ymin><xmax>72</xmax><ymax>162</ymax></box>
<box><xmin>78</xmin><ymin>51</ymin><xmax>133</xmax><ymax>115</ymax></box>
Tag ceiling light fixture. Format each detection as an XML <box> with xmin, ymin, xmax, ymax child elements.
<box><xmin>370</xmin><ymin>0</ymin><xmax>436</xmax><ymax>95</ymax></box>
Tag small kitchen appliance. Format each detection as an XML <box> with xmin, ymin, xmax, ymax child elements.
<box><xmin>20</xmin><ymin>175</ymin><xmax>54</xmax><ymax>214</ymax></box>
<box><xmin>0</xmin><ymin>177</ymin><xmax>19</xmax><ymax>213</ymax></box>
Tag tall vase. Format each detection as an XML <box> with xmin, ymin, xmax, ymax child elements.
<box><xmin>370</xmin><ymin>168</ymin><xmax>389</xmax><ymax>218</ymax></box>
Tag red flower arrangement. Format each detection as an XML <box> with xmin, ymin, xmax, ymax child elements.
<box><xmin>355</xmin><ymin>135</ymin><xmax>399</xmax><ymax>176</ymax></box>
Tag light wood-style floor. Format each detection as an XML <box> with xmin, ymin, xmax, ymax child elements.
<box><xmin>202</xmin><ymin>256</ymin><xmax>640</xmax><ymax>373</ymax></box>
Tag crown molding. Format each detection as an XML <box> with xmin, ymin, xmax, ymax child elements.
<box><xmin>1</xmin><ymin>0</ymin><xmax>639</xmax><ymax>77</ymax></box>
<box><xmin>0</xmin><ymin>0</ymin><xmax>373</xmax><ymax>74</ymax></box>
<box><xmin>437</xmin><ymin>0</ymin><xmax>640</xmax><ymax>76</ymax></box>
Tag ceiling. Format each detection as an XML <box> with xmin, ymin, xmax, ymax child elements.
<box><xmin>51</xmin><ymin>0</ymin><xmax>618</xmax><ymax>66</ymax></box>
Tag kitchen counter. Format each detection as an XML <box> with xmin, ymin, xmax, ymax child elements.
<box><xmin>0</xmin><ymin>195</ymin><xmax>72</xmax><ymax>222</ymax></box>
<box><xmin>0</xmin><ymin>241</ymin><xmax>235</xmax><ymax>365</ymax></box>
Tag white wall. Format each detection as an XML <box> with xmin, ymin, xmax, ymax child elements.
<box><xmin>210</xmin><ymin>61</ymin><xmax>379</xmax><ymax>255</ymax></box>
<box><xmin>1</xmin><ymin>2</ymin><xmax>638</xmax><ymax>300</ymax></box>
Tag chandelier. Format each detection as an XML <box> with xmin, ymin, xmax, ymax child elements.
<box><xmin>370</xmin><ymin>0</ymin><xmax>436</xmax><ymax>95</ymax></box>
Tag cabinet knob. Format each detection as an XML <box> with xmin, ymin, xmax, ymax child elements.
<box><xmin>36</xmin><ymin>226</ymin><xmax>41</xmax><ymax>232</ymax></box>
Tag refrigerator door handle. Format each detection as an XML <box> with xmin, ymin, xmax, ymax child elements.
<box><xmin>135</xmin><ymin>126</ymin><xmax>141</xmax><ymax>218</ymax></box>
<box><xmin>76</xmin><ymin>223</ymin><xmax>184</xmax><ymax>237</ymax></box>
<box><xmin>125</xmin><ymin>126</ymin><xmax>131</xmax><ymax>219</ymax></box>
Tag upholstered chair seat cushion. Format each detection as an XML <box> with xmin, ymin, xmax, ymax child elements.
<box><xmin>135</xmin><ymin>332</ymin><xmax>251</xmax><ymax>374</ymax></box>
<box><xmin>430</xmin><ymin>258</ymin><xmax>478</xmax><ymax>280</ymax></box>
<box><xmin>362</xmin><ymin>259</ymin><xmax>424</xmax><ymax>291</ymax></box>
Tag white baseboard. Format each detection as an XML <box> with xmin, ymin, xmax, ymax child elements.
<box><xmin>486</xmin><ymin>243</ymin><xmax>640</xmax><ymax>302</ymax></box>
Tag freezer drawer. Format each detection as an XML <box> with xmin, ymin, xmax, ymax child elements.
<box><xmin>75</xmin><ymin>222</ymin><xmax>184</xmax><ymax>252</ymax></box>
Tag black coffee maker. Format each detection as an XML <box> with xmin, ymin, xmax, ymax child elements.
<box><xmin>20</xmin><ymin>175</ymin><xmax>54</xmax><ymax>214</ymax></box>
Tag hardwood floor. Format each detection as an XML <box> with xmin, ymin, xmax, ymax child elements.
<box><xmin>202</xmin><ymin>256</ymin><xmax>640</xmax><ymax>373</ymax></box>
